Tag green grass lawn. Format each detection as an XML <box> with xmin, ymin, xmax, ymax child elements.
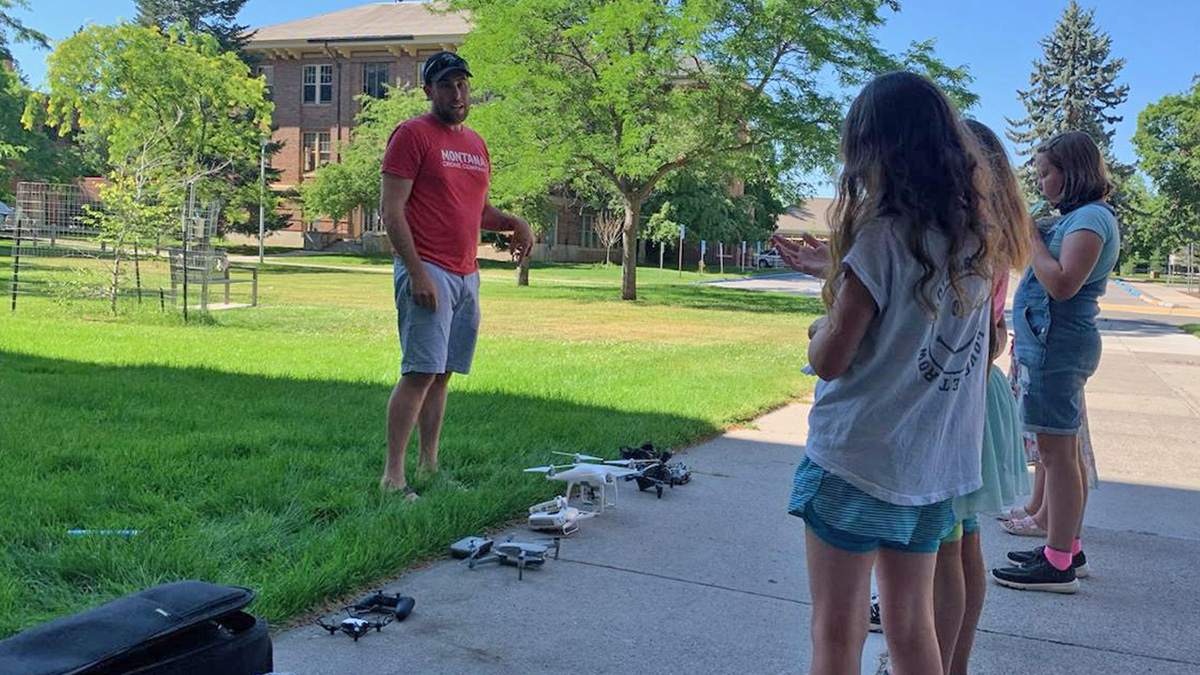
<box><xmin>0</xmin><ymin>256</ymin><xmax>819</xmax><ymax>636</ymax></box>
<box><xmin>1183</xmin><ymin>324</ymin><xmax>1199</xmax><ymax>339</ymax></box>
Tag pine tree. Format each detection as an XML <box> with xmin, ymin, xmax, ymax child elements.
<box><xmin>1006</xmin><ymin>1</ymin><xmax>1130</xmax><ymax>199</ymax></box>
<box><xmin>136</xmin><ymin>0</ymin><xmax>252</xmax><ymax>54</ymax></box>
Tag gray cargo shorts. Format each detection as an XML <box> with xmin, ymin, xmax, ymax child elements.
<box><xmin>393</xmin><ymin>259</ymin><xmax>481</xmax><ymax>375</ymax></box>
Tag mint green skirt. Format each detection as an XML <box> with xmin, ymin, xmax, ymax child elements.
<box><xmin>953</xmin><ymin>366</ymin><xmax>1032</xmax><ymax>519</ymax></box>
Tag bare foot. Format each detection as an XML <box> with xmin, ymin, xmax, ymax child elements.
<box><xmin>380</xmin><ymin>477</ymin><xmax>419</xmax><ymax>501</ymax></box>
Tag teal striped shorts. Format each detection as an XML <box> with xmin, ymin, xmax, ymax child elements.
<box><xmin>788</xmin><ymin>457</ymin><xmax>956</xmax><ymax>554</ymax></box>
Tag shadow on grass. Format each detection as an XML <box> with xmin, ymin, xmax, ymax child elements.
<box><xmin>0</xmin><ymin>351</ymin><xmax>714</xmax><ymax>636</ymax></box>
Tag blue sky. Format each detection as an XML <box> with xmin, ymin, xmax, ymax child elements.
<box><xmin>10</xmin><ymin>0</ymin><xmax>1200</xmax><ymax>196</ymax></box>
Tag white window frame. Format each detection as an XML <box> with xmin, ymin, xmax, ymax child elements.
<box><xmin>416</xmin><ymin>59</ymin><xmax>428</xmax><ymax>87</ymax></box>
<box><xmin>303</xmin><ymin>64</ymin><xmax>333</xmax><ymax>104</ymax></box>
<box><xmin>302</xmin><ymin>131</ymin><xmax>331</xmax><ymax>173</ymax></box>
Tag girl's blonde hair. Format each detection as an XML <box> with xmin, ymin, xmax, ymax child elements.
<box><xmin>825</xmin><ymin>72</ymin><xmax>994</xmax><ymax>314</ymax></box>
<box><xmin>964</xmin><ymin>119</ymin><xmax>1033</xmax><ymax>271</ymax></box>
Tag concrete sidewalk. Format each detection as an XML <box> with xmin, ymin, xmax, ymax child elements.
<box><xmin>271</xmin><ymin>321</ymin><xmax>1200</xmax><ymax>675</ymax></box>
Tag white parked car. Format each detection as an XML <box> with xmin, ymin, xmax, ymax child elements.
<box><xmin>756</xmin><ymin>248</ymin><xmax>784</xmax><ymax>269</ymax></box>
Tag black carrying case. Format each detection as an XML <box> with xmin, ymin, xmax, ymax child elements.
<box><xmin>0</xmin><ymin>580</ymin><xmax>273</xmax><ymax>675</ymax></box>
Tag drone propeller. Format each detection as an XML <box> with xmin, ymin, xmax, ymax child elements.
<box><xmin>603</xmin><ymin>459</ymin><xmax>637</xmax><ymax>467</ymax></box>
<box><xmin>553</xmin><ymin>451</ymin><xmax>604</xmax><ymax>462</ymax></box>
<box><xmin>524</xmin><ymin>465</ymin><xmax>555</xmax><ymax>473</ymax></box>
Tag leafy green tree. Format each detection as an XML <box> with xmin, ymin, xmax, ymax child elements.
<box><xmin>27</xmin><ymin>23</ymin><xmax>271</xmax><ymax>305</ymax></box>
<box><xmin>452</xmin><ymin>0</ymin><xmax>974</xmax><ymax>300</ymax></box>
<box><xmin>0</xmin><ymin>67</ymin><xmax>94</xmax><ymax>200</ymax></box>
<box><xmin>1133</xmin><ymin>79</ymin><xmax>1200</xmax><ymax>255</ymax></box>
<box><xmin>29</xmin><ymin>23</ymin><xmax>272</xmax><ymax>210</ymax></box>
<box><xmin>136</xmin><ymin>0</ymin><xmax>252</xmax><ymax>54</ymax></box>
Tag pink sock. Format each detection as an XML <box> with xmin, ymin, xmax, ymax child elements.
<box><xmin>1044</xmin><ymin>546</ymin><xmax>1073</xmax><ymax>571</ymax></box>
<box><xmin>1071</xmin><ymin>538</ymin><xmax>1082</xmax><ymax>555</ymax></box>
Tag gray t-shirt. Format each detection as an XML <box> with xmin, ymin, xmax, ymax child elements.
<box><xmin>805</xmin><ymin>218</ymin><xmax>990</xmax><ymax>506</ymax></box>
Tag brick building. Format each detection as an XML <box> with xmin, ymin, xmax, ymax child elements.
<box><xmin>246</xmin><ymin>1</ymin><xmax>806</xmax><ymax>262</ymax></box>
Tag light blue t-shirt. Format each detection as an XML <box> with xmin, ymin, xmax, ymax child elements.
<box><xmin>1047</xmin><ymin>202</ymin><xmax>1120</xmax><ymax>286</ymax></box>
<box><xmin>805</xmin><ymin>218</ymin><xmax>990</xmax><ymax>506</ymax></box>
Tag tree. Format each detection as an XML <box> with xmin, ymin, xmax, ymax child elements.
<box><xmin>593</xmin><ymin>212</ymin><xmax>624</xmax><ymax>266</ymax></box>
<box><xmin>136</xmin><ymin>0</ymin><xmax>252</xmax><ymax>54</ymax></box>
<box><xmin>27</xmin><ymin>23</ymin><xmax>271</xmax><ymax>307</ymax></box>
<box><xmin>1133</xmin><ymin>79</ymin><xmax>1200</xmax><ymax>255</ymax></box>
<box><xmin>1006</xmin><ymin>1</ymin><xmax>1130</xmax><ymax>193</ymax></box>
<box><xmin>30</xmin><ymin>23</ymin><xmax>271</xmax><ymax>206</ymax></box>
<box><xmin>453</xmin><ymin>0</ymin><xmax>974</xmax><ymax>300</ymax></box>
<box><xmin>0</xmin><ymin>0</ymin><xmax>47</xmax><ymax>62</ymax></box>
<box><xmin>0</xmin><ymin>66</ymin><xmax>93</xmax><ymax>201</ymax></box>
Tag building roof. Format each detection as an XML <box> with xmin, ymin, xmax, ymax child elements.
<box><xmin>248</xmin><ymin>2</ymin><xmax>470</xmax><ymax>48</ymax></box>
<box><xmin>774</xmin><ymin>197</ymin><xmax>834</xmax><ymax>237</ymax></box>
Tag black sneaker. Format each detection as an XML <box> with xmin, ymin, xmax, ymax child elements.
<box><xmin>1006</xmin><ymin>546</ymin><xmax>1090</xmax><ymax>578</ymax></box>
<box><xmin>868</xmin><ymin>596</ymin><xmax>881</xmax><ymax>633</ymax></box>
<box><xmin>991</xmin><ymin>552</ymin><xmax>1078</xmax><ymax>594</ymax></box>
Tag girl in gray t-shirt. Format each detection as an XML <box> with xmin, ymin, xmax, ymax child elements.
<box><xmin>777</xmin><ymin>71</ymin><xmax>997</xmax><ymax>675</ymax></box>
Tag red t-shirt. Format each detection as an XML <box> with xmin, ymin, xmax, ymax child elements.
<box><xmin>381</xmin><ymin>114</ymin><xmax>491</xmax><ymax>275</ymax></box>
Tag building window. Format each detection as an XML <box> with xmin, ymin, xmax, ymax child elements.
<box><xmin>361</xmin><ymin>206</ymin><xmax>382</xmax><ymax>232</ymax></box>
<box><xmin>363</xmin><ymin>63</ymin><xmax>390</xmax><ymax>98</ymax></box>
<box><xmin>580</xmin><ymin>213</ymin><xmax>598</xmax><ymax>248</ymax></box>
<box><xmin>303</xmin><ymin>64</ymin><xmax>333</xmax><ymax>104</ymax></box>
<box><xmin>257</xmin><ymin>65</ymin><xmax>274</xmax><ymax>100</ymax></box>
<box><xmin>416</xmin><ymin>59</ymin><xmax>428</xmax><ymax>87</ymax></box>
<box><xmin>302</xmin><ymin>132</ymin><xmax>331</xmax><ymax>173</ymax></box>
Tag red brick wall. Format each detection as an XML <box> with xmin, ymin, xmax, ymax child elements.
<box><xmin>260</xmin><ymin>48</ymin><xmax>448</xmax><ymax>236</ymax></box>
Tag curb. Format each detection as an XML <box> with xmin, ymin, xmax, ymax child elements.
<box><xmin>1113</xmin><ymin>278</ymin><xmax>1177</xmax><ymax>308</ymax></box>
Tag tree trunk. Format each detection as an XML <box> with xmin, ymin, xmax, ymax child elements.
<box><xmin>620</xmin><ymin>197</ymin><xmax>641</xmax><ymax>300</ymax></box>
<box><xmin>517</xmin><ymin>255</ymin><xmax>530</xmax><ymax>286</ymax></box>
<box><xmin>604</xmin><ymin>246</ymin><xmax>611</xmax><ymax>267</ymax></box>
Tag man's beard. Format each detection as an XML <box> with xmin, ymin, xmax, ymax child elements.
<box><xmin>435</xmin><ymin>103</ymin><xmax>467</xmax><ymax>125</ymax></box>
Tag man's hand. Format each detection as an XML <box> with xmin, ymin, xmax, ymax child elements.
<box><xmin>509</xmin><ymin>218</ymin><xmax>534</xmax><ymax>262</ymax></box>
<box><xmin>774</xmin><ymin>233</ymin><xmax>830</xmax><ymax>278</ymax></box>
<box><xmin>409</xmin><ymin>268</ymin><xmax>438</xmax><ymax>311</ymax></box>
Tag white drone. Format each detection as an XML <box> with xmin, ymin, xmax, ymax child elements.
<box><xmin>527</xmin><ymin>495</ymin><xmax>588</xmax><ymax>536</ymax></box>
<box><xmin>524</xmin><ymin>452</ymin><xmax>640</xmax><ymax>515</ymax></box>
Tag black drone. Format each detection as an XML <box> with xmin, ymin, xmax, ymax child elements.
<box><xmin>315</xmin><ymin>591</ymin><xmax>416</xmax><ymax>641</ymax></box>
<box><xmin>611</xmin><ymin>443</ymin><xmax>692</xmax><ymax>498</ymax></box>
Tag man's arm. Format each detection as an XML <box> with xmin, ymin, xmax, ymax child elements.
<box><xmin>481</xmin><ymin>201</ymin><xmax>534</xmax><ymax>261</ymax></box>
<box><xmin>381</xmin><ymin>173</ymin><xmax>438</xmax><ymax>310</ymax></box>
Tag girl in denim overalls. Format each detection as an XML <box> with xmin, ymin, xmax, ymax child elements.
<box><xmin>991</xmin><ymin>132</ymin><xmax>1120</xmax><ymax>594</ymax></box>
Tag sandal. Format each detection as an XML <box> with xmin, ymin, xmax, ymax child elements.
<box><xmin>1001</xmin><ymin>515</ymin><xmax>1046</xmax><ymax>537</ymax></box>
<box><xmin>380</xmin><ymin>479</ymin><xmax>421</xmax><ymax>502</ymax></box>
<box><xmin>996</xmin><ymin>506</ymin><xmax>1029</xmax><ymax>521</ymax></box>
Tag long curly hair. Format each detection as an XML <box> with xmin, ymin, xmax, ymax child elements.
<box><xmin>824</xmin><ymin>72</ymin><xmax>994</xmax><ymax>316</ymax></box>
<box><xmin>964</xmin><ymin>119</ymin><xmax>1033</xmax><ymax>272</ymax></box>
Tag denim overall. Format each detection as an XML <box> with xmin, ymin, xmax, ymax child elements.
<box><xmin>1011</xmin><ymin>209</ymin><xmax>1110</xmax><ymax>434</ymax></box>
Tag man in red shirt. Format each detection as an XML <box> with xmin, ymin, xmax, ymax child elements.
<box><xmin>379</xmin><ymin>51</ymin><xmax>533</xmax><ymax>499</ymax></box>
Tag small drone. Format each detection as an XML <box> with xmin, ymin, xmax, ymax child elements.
<box><xmin>314</xmin><ymin>591</ymin><xmax>416</xmax><ymax>641</ymax></box>
<box><xmin>528</xmin><ymin>495</ymin><xmax>591</xmax><ymax>535</ymax></box>
<box><xmin>451</xmin><ymin>535</ymin><xmax>561</xmax><ymax>580</ymax></box>
<box><xmin>605</xmin><ymin>443</ymin><xmax>692</xmax><ymax>498</ymax></box>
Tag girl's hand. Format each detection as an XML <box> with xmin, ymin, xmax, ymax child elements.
<box><xmin>773</xmin><ymin>234</ymin><xmax>830</xmax><ymax>278</ymax></box>
<box><xmin>808</xmin><ymin>316</ymin><xmax>828</xmax><ymax>340</ymax></box>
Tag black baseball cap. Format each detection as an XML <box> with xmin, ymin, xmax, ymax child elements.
<box><xmin>422</xmin><ymin>51</ymin><xmax>472</xmax><ymax>86</ymax></box>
